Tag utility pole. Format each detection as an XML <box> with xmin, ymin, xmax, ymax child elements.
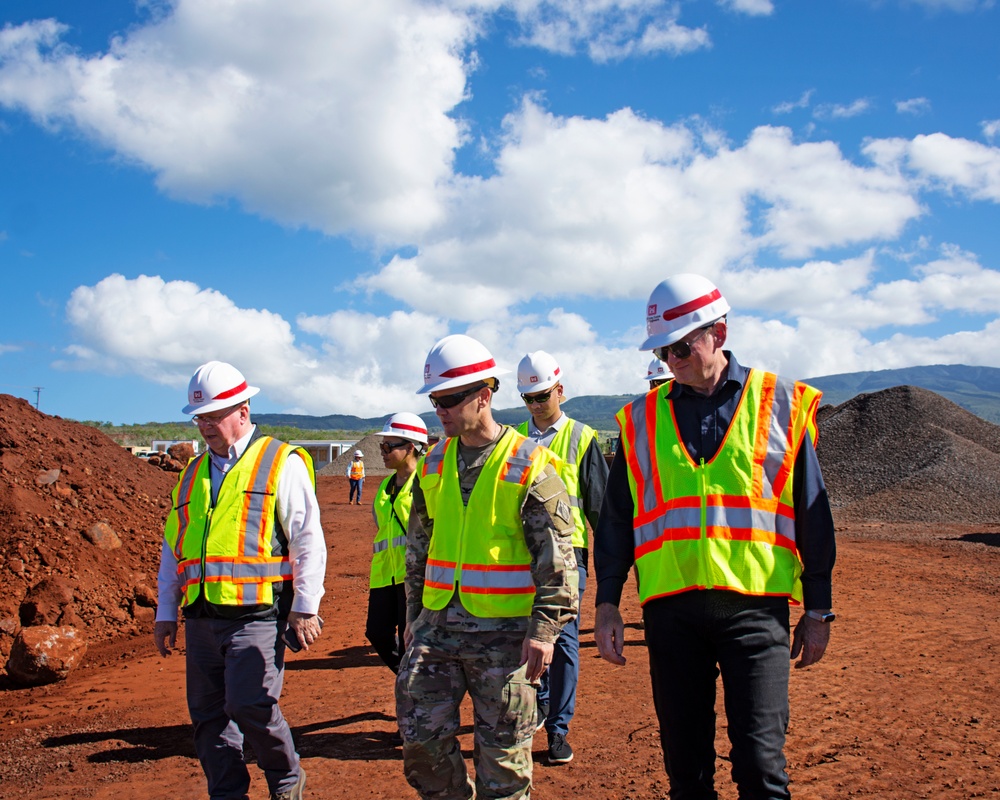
<box><xmin>32</xmin><ymin>386</ymin><xmax>42</xmax><ymax>410</ymax></box>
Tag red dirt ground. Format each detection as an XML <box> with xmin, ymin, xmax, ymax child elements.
<box><xmin>1</xmin><ymin>475</ymin><xmax>998</xmax><ymax>799</ymax></box>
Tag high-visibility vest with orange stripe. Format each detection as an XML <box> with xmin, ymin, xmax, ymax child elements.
<box><xmin>616</xmin><ymin>370</ymin><xmax>821</xmax><ymax>606</ymax></box>
<box><xmin>516</xmin><ymin>418</ymin><xmax>597</xmax><ymax>549</ymax></box>
<box><xmin>417</xmin><ymin>428</ymin><xmax>556</xmax><ymax>618</ymax></box>
<box><xmin>370</xmin><ymin>472</ymin><xmax>412</xmax><ymax>589</ymax></box>
<box><xmin>350</xmin><ymin>460</ymin><xmax>365</xmax><ymax>479</ymax></box>
<box><xmin>163</xmin><ymin>436</ymin><xmax>316</xmax><ymax>608</ymax></box>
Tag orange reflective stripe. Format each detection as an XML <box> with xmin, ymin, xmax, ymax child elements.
<box><xmin>173</xmin><ymin>454</ymin><xmax>207</xmax><ymax>560</ymax></box>
<box><xmin>751</xmin><ymin>372</ymin><xmax>777</xmax><ymax>497</ymax></box>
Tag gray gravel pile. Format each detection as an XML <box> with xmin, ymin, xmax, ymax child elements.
<box><xmin>816</xmin><ymin>385</ymin><xmax>1000</xmax><ymax>524</ymax></box>
<box><xmin>316</xmin><ymin>433</ymin><xmax>392</xmax><ymax>478</ymax></box>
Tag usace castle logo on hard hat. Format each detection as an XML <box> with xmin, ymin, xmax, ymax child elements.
<box><xmin>193</xmin><ymin>390</ymin><xmax>204</xmax><ymax>401</ymax></box>
<box><xmin>530</xmin><ymin>376</ymin><xmax>539</xmax><ymax>383</ymax></box>
<box><xmin>424</xmin><ymin>363</ymin><xmax>432</xmax><ymax>379</ymax></box>
<box><xmin>647</xmin><ymin>303</ymin><xmax>658</xmax><ymax>318</ymax></box>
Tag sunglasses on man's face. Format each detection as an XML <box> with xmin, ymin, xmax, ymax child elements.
<box><xmin>654</xmin><ymin>324</ymin><xmax>715</xmax><ymax>362</ymax></box>
<box><xmin>429</xmin><ymin>382</ymin><xmax>488</xmax><ymax>410</ymax></box>
<box><xmin>379</xmin><ymin>440</ymin><xmax>410</xmax><ymax>454</ymax></box>
<box><xmin>521</xmin><ymin>386</ymin><xmax>558</xmax><ymax>405</ymax></box>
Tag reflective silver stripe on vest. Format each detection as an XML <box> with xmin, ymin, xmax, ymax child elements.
<box><xmin>425</xmin><ymin>562</ymin><xmax>455</xmax><ymax>585</ymax></box>
<box><xmin>374</xmin><ymin>534</ymin><xmax>407</xmax><ymax>553</ymax></box>
<box><xmin>422</xmin><ymin>441</ymin><xmax>447</xmax><ymax>476</ymax></box>
<box><xmin>241</xmin><ymin>438</ymin><xmax>286</xmax><ymax>558</ymax></box>
<box><xmin>173</xmin><ymin>453</ymin><xmax>208</xmax><ymax>560</ymax></box>
<box><xmin>761</xmin><ymin>377</ymin><xmax>795</xmax><ymax>500</ymax></box>
<box><xmin>564</xmin><ymin>419</ymin><xmax>585</xmax><ymax>464</ymax></box>
<box><xmin>634</xmin><ymin>503</ymin><xmax>795</xmax><ymax>549</ymax></box>
<box><xmin>502</xmin><ymin>436</ymin><xmax>538</xmax><ymax>484</ymax></box>
<box><xmin>626</xmin><ymin>395</ymin><xmax>660</xmax><ymax>514</ymax></box>
<box><xmin>459</xmin><ymin>565</ymin><xmax>534</xmax><ymax>592</ymax></box>
<box><xmin>243</xmin><ymin>583</ymin><xmax>260</xmax><ymax>604</ymax></box>
<box><xmin>201</xmin><ymin>560</ymin><xmax>293</xmax><ymax>581</ymax></box>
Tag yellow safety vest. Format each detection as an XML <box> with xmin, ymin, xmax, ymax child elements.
<box><xmin>370</xmin><ymin>472</ymin><xmax>413</xmax><ymax>589</ymax></box>
<box><xmin>417</xmin><ymin>428</ymin><xmax>556</xmax><ymax>618</ymax></box>
<box><xmin>163</xmin><ymin>436</ymin><xmax>315</xmax><ymax>608</ymax></box>
<box><xmin>616</xmin><ymin>370</ymin><xmax>821</xmax><ymax>606</ymax></box>
<box><xmin>516</xmin><ymin>418</ymin><xmax>597</xmax><ymax>549</ymax></box>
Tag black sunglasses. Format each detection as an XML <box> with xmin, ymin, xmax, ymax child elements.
<box><xmin>379</xmin><ymin>440</ymin><xmax>411</xmax><ymax>454</ymax></box>
<box><xmin>521</xmin><ymin>385</ymin><xmax>558</xmax><ymax>405</ymax></box>
<box><xmin>429</xmin><ymin>382</ymin><xmax>488</xmax><ymax>410</ymax></box>
<box><xmin>655</xmin><ymin>324</ymin><xmax>715</xmax><ymax>361</ymax></box>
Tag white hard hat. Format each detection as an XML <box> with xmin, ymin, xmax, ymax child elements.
<box><xmin>645</xmin><ymin>358</ymin><xmax>672</xmax><ymax>382</ymax></box>
<box><xmin>640</xmin><ymin>273</ymin><xmax>731</xmax><ymax>351</ymax></box>
<box><xmin>516</xmin><ymin>351</ymin><xmax>562</xmax><ymax>394</ymax></box>
<box><xmin>182</xmin><ymin>361</ymin><xmax>260</xmax><ymax>415</ymax></box>
<box><xmin>354</xmin><ymin>450</ymin><xmax>364</xmax><ymax>458</ymax></box>
<box><xmin>375</xmin><ymin>412</ymin><xmax>429</xmax><ymax>445</ymax></box>
<box><xmin>417</xmin><ymin>334</ymin><xmax>510</xmax><ymax>394</ymax></box>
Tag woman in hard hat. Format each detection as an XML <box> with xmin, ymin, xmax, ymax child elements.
<box><xmin>367</xmin><ymin>412</ymin><xmax>428</xmax><ymax>672</ymax></box>
<box><xmin>346</xmin><ymin>449</ymin><xmax>365</xmax><ymax>504</ymax></box>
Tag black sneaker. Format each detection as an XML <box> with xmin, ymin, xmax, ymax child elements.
<box><xmin>547</xmin><ymin>732</ymin><xmax>573</xmax><ymax>765</ymax></box>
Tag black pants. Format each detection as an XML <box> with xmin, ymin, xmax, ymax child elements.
<box><xmin>643</xmin><ymin>590</ymin><xmax>791</xmax><ymax>800</ymax></box>
<box><xmin>366</xmin><ymin>582</ymin><xmax>407</xmax><ymax>672</ymax></box>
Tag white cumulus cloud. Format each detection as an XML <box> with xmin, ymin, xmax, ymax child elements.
<box><xmin>896</xmin><ymin>97</ymin><xmax>931</xmax><ymax>115</ymax></box>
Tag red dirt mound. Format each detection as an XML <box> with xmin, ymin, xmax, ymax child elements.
<box><xmin>0</xmin><ymin>394</ymin><xmax>177</xmax><ymax>668</ymax></box>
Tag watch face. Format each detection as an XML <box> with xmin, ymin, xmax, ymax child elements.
<box><xmin>821</xmin><ymin>612</ymin><xmax>836</xmax><ymax>623</ymax></box>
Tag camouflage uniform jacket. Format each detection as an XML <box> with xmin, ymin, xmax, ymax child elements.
<box><xmin>405</xmin><ymin>426</ymin><xmax>579</xmax><ymax>644</ymax></box>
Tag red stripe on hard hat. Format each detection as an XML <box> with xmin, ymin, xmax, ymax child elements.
<box><xmin>554</xmin><ymin>367</ymin><xmax>561</xmax><ymax>376</ymax></box>
<box><xmin>662</xmin><ymin>289</ymin><xmax>722</xmax><ymax>321</ymax></box>
<box><xmin>214</xmin><ymin>381</ymin><xmax>249</xmax><ymax>400</ymax></box>
<box><xmin>439</xmin><ymin>358</ymin><xmax>496</xmax><ymax>378</ymax></box>
<box><xmin>394</xmin><ymin>422</ymin><xmax>426</xmax><ymax>434</ymax></box>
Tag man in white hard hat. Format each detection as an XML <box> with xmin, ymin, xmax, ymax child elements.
<box><xmin>396</xmin><ymin>334</ymin><xmax>579</xmax><ymax>800</ymax></box>
<box><xmin>367</xmin><ymin>412</ymin><xmax>428</xmax><ymax>673</ymax></box>
<box><xmin>645</xmin><ymin>356</ymin><xmax>672</xmax><ymax>390</ymax></box>
<box><xmin>153</xmin><ymin>361</ymin><xmax>326</xmax><ymax>800</ymax></box>
<box><xmin>347</xmin><ymin>449</ymin><xmax>366</xmax><ymax>504</ymax></box>
<box><xmin>593</xmin><ymin>275</ymin><xmax>837</xmax><ymax>800</ymax></box>
<box><xmin>515</xmin><ymin>351</ymin><xmax>608</xmax><ymax>766</ymax></box>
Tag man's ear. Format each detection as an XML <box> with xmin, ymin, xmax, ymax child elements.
<box><xmin>713</xmin><ymin>320</ymin><xmax>728</xmax><ymax>348</ymax></box>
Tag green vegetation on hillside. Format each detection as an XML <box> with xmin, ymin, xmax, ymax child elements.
<box><xmin>81</xmin><ymin>421</ymin><xmax>367</xmax><ymax>449</ymax></box>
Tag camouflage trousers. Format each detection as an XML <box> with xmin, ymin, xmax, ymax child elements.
<box><xmin>395</xmin><ymin>620</ymin><xmax>537</xmax><ymax>799</ymax></box>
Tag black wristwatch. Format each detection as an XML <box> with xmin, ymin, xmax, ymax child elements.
<box><xmin>805</xmin><ymin>610</ymin><xmax>836</xmax><ymax>623</ymax></box>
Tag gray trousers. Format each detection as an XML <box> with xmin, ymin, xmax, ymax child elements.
<box><xmin>185</xmin><ymin>617</ymin><xmax>301</xmax><ymax>799</ymax></box>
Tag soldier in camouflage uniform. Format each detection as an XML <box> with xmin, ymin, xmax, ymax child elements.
<box><xmin>396</xmin><ymin>334</ymin><xmax>579</xmax><ymax>800</ymax></box>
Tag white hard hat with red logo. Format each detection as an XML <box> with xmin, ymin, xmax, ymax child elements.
<box><xmin>182</xmin><ymin>361</ymin><xmax>260</xmax><ymax>415</ymax></box>
<box><xmin>640</xmin><ymin>273</ymin><xmax>731</xmax><ymax>351</ymax></box>
<box><xmin>375</xmin><ymin>412</ymin><xmax>429</xmax><ymax>445</ymax></box>
<box><xmin>645</xmin><ymin>358</ymin><xmax>672</xmax><ymax>382</ymax></box>
<box><xmin>418</xmin><ymin>334</ymin><xmax>510</xmax><ymax>394</ymax></box>
<box><xmin>516</xmin><ymin>351</ymin><xmax>562</xmax><ymax>394</ymax></box>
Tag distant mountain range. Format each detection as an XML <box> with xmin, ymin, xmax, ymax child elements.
<box><xmin>254</xmin><ymin>364</ymin><xmax>1000</xmax><ymax>434</ymax></box>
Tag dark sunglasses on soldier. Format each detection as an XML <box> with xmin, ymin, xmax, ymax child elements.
<box><xmin>379</xmin><ymin>440</ymin><xmax>410</xmax><ymax>454</ymax></box>
<box><xmin>654</xmin><ymin>324</ymin><xmax>715</xmax><ymax>361</ymax></box>
<box><xmin>521</xmin><ymin>386</ymin><xmax>558</xmax><ymax>405</ymax></box>
<box><xmin>429</xmin><ymin>382</ymin><xmax>488</xmax><ymax>410</ymax></box>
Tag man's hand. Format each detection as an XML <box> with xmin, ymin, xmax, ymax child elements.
<box><xmin>595</xmin><ymin>602</ymin><xmax>628</xmax><ymax>666</ymax></box>
<box><xmin>154</xmin><ymin>621</ymin><xmax>177</xmax><ymax>657</ymax></box>
<box><xmin>520</xmin><ymin>636</ymin><xmax>555</xmax><ymax>683</ymax></box>
<box><xmin>790</xmin><ymin>613</ymin><xmax>831</xmax><ymax>668</ymax></box>
<box><xmin>286</xmin><ymin>611</ymin><xmax>323</xmax><ymax>651</ymax></box>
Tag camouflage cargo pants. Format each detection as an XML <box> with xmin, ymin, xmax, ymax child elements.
<box><xmin>395</xmin><ymin>620</ymin><xmax>537</xmax><ymax>799</ymax></box>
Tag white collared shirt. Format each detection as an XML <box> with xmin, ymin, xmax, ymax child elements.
<box><xmin>156</xmin><ymin>425</ymin><xmax>326</xmax><ymax>621</ymax></box>
<box><xmin>523</xmin><ymin>410</ymin><xmax>568</xmax><ymax>448</ymax></box>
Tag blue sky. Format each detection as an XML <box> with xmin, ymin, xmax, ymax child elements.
<box><xmin>1</xmin><ymin>0</ymin><xmax>998</xmax><ymax>423</ymax></box>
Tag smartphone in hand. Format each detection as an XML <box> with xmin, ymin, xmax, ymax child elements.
<box><xmin>281</xmin><ymin>616</ymin><xmax>324</xmax><ymax>652</ymax></box>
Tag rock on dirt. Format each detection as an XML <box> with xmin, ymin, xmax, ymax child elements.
<box><xmin>6</xmin><ymin>625</ymin><xmax>88</xmax><ymax>686</ymax></box>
